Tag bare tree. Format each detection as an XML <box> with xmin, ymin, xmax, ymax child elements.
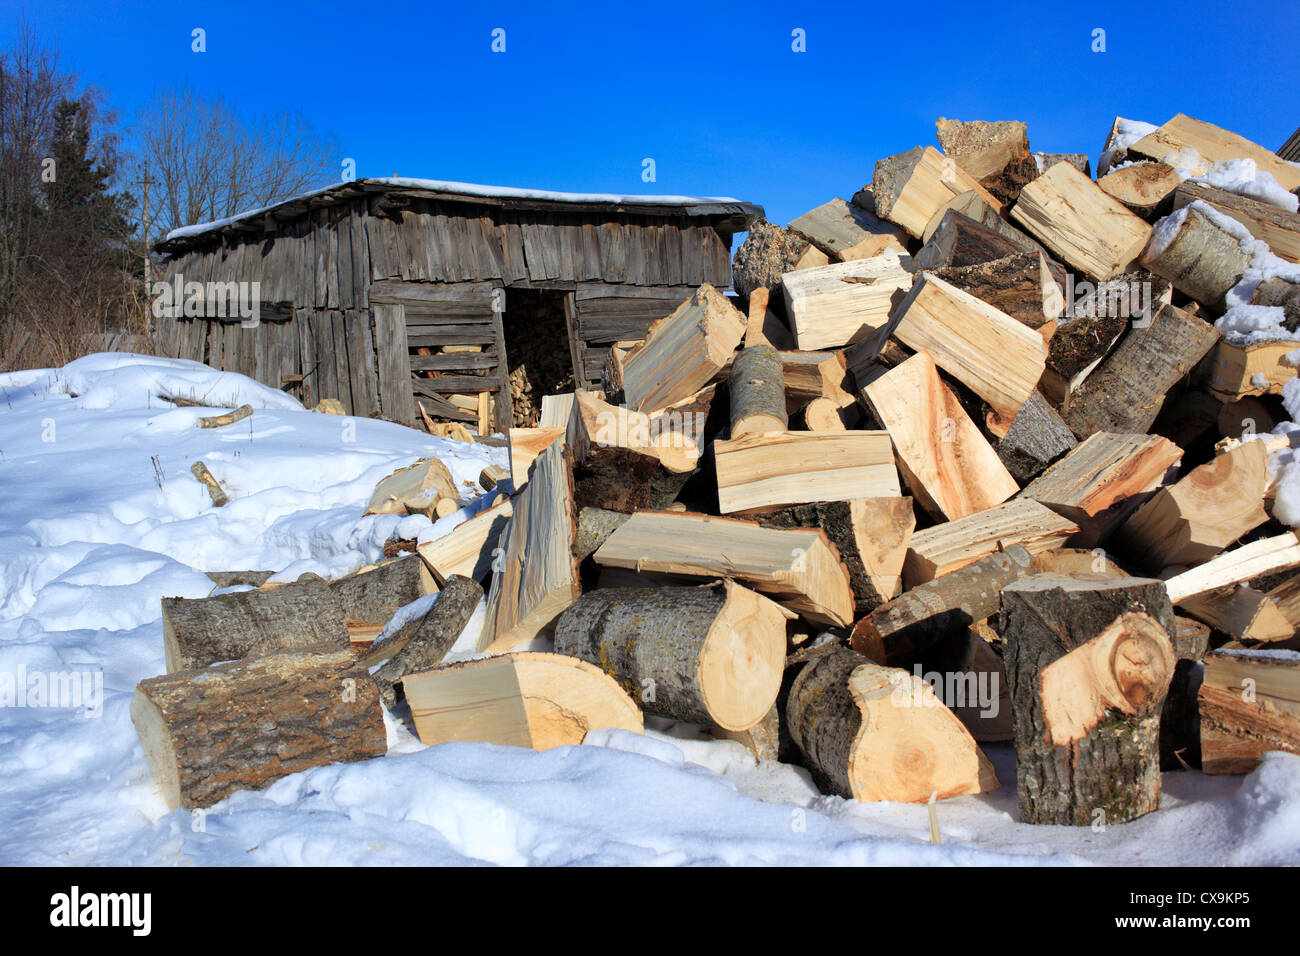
<box><xmin>133</xmin><ymin>85</ymin><xmax>341</xmax><ymax>236</ymax></box>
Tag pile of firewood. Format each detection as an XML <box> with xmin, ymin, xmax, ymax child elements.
<box><xmin>133</xmin><ymin>111</ymin><xmax>1300</xmax><ymax>827</ymax></box>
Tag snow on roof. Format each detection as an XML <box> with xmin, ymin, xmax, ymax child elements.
<box><xmin>163</xmin><ymin>177</ymin><xmax>754</xmax><ymax>243</ymax></box>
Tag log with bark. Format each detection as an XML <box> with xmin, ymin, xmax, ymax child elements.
<box><xmin>365</xmin><ymin>457</ymin><xmax>460</xmax><ymax>515</ymax></box>
<box><xmin>1199</xmin><ymin>649</ymin><xmax>1300</xmax><ymax>773</ymax></box>
<box><xmin>872</xmin><ymin>145</ymin><xmax>1002</xmax><ymax>237</ymax></box>
<box><xmin>330</xmin><ymin>554</ymin><xmax>429</xmax><ymax>628</ymax></box>
<box><xmin>728</xmin><ymin>344</ymin><xmax>788</xmax><ymax>437</ymax></box>
<box><xmin>931</xmin><ymin>251</ymin><xmax>1065</xmax><ymax>330</ymax></box>
<box><xmin>911</xmin><ymin>210</ymin><xmax>1027</xmax><ymax>273</ymax></box>
<box><xmin>785</xmin><ymin>645</ymin><xmax>999</xmax><ymax>802</ymax></box>
<box><xmin>553</xmin><ymin>581</ymin><xmax>787</xmax><ymax>731</ymax></box>
<box><xmin>369</xmin><ymin>575</ymin><xmax>484</xmax><ymax>708</ymax></box>
<box><xmin>731</xmin><ymin>219</ymin><xmax>814</xmax><ymax>307</ymax></box>
<box><xmin>1096</xmin><ymin>162</ymin><xmax>1181</xmax><ymax>220</ymax></box>
<box><xmin>1164</xmin><ymin>533</ymin><xmax>1300</xmax><ymax>605</ymax></box>
<box><xmin>994</xmin><ymin>390</ymin><xmax>1077</xmax><ymax>483</ymax></box>
<box><xmin>1173</xmin><ymin>182</ymin><xmax>1300</xmax><ymax>264</ymax></box>
<box><xmin>131</xmin><ymin>650</ymin><xmax>386</xmax><ymax>810</ymax></box>
<box><xmin>934</xmin><ymin>117</ymin><xmax>1039</xmax><ymax>207</ymax></box>
<box><xmin>780</xmin><ymin>252</ymin><xmax>914</xmax><ymax>351</ymax></box>
<box><xmin>1000</xmin><ymin>574</ymin><xmax>1177</xmax><ymax>825</ymax></box>
<box><xmin>1140</xmin><ymin>204</ymin><xmax>1251</xmax><ymax>309</ymax></box>
<box><xmin>1128</xmin><ymin>113</ymin><xmax>1300</xmax><ymax>193</ymax></box>
<box><xmin>788</xmin><ymin>197</ymin><xmax>909</xmax><ymax>261</ymax></box>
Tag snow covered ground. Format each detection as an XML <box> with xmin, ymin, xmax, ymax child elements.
<box><xmin>1</xmin><ymin>353</ymin><xmax>1297</xmax><ymax>866</ymax></box>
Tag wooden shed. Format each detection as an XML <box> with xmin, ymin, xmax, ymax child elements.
<box><xmin>153</xmin><ymin>178</ymin><xmax>760</xmax><ymax>429</ymax></box>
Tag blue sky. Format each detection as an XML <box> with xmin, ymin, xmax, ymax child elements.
<box><xmin>5</xmin><ymin>0</ymin><xmax>1297</xmax><ymax>227</ymax></box>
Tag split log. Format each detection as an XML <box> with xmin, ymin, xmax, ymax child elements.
<box><xmin>780</xmin><ymin>251</ymin><xmax>913</xmax><ymax>351</ymax></box>
<box><xmin>920</xmin><ymin>190</ymin><xmax>1042</xmax><ymax>251</ymax></box>
<box><xmin>934</xmin><ymin>117</ymin><xmax>1039</xmax><ymax>207</ymax></box>
<box><xmin>712</xmin><ymin>430</ymin><xmax>899</xmax><ymax>514</ymax></box>
<box><xmin>890</xmin><ymin>272</ymin><xmax>1049</xmax><ymax>424</ymax></box>
<box><xmin>872</xmin><ymin>145</ymin><xmax>1002</xmax><ymax>237</ymax></box>
<box><xmin>1032</xmin><ymin>547</ymin><xmax>1128</xmax><ymax>577</ymax></box>
<box><xmin>728</xmin><ymin>344</ymin><xmax>788</xmax><ymax>437</ymax></box>
<box><xmin>1164</xmin><ymin>533</ymin><xmax>1300</xmax><ymax>605</ymax></box>
<box><xmin>786</xmin><ymin>645</ymin><xmax>998</xmax><ymax>802</ymax></box>
<box><xmin>1206</xmin><ymin>339</ymin><xmax>1298</xmax><ymax>401</ymax></box>
<box><xmin>863</xmin><ymin>350</ymin><xmax>1018</xmax><ymax>520</ymax></box>
<box><xmin>592</xmin><ymin>511</ymin><xmax>854</xmax><ymax>627</ymax></box>
<box><xmin>553</xmin><ymin>581</ymin><xmax>787</xmax><ymax>731</ymax></box>
<box><xmin>365</xmin><ymin>457</ymin><xmax>459</xmax><ymax>515</ymax></box>
<box><xmin>1267</xmin><ymin>573</ymin><xmax>1300</xmax><ymax>632</ymax></box>
<box><xmin>507</xmin><ymin>426</ymin><xmax>566</xmax><ymax>489</ymax></box>
<box><xmin>1199</xmin><ymin>649</ymin><xmax>1300</xmax><ymax>773</ymax></box>
<box><xmin>931</xmin><ymin>251</ymin><xmax>1065</xmax><ymax>330</ymax></box>
<box><xmin>713</xmin><ymin>703</ymin><xmax>781</xmax><ymax>763</ymax></box>
<box><xmin>780</xmin><ymin>350</ymin><xmax>855</xmax><ymax>413</ymax></box>
<box><xmin>371</xmin><ymin>575</ymin><xmax>484</xmax><ymax>708</ymax></box>
<box><xmin>1000</xmin><ymin>575</ymin><xmax>1176</xmax><ymax>825</ymax></box>
<box><xmin>196</xmin><ymin>404</ymin><xmax>253</xmax><ymax>429</ymax></box>
<box><xmin>574</xmin><ymin>506</ymin><xmax>632</xmax><ymax>563</ymax></box>
<box><xmin>1115</xmin><ymin>440</ymin><xmax>1270</xmax><ymax>568</ymax></box>
<box><xmin>1034</xmin><ymin>153</ymin><xmax>1091</xmax><ymax>177</ymax></box>
<box><xmin>851</xmin><ymin>545</ymin><xmax>1037</xmax><ymax>666</ymax></box>
<box><xmin>479</xmin><ymin>441</ymin><xmax>580</xmax><ymax>652</ymax></box>
<box><xmin>620</xmin><ymin>283</ymin><xmax>745</xmax><ymax>413</ymax></box>
<box><xmin>1096</xmin><ymin>162</ymin><xmax>1180</xmax><ymax>220</ymax></box>
<box><xmin>1179</xmin><ymin>585</ymin><xmax>1293</xmax><ymax>645</ymax></box>
<box><xmin>330</xmin><ymin>554</ymin><xmax>428</xmax><ymax>627</ymax></box>
<box><xmin>1065</xmin><ymin>303</ymin><xmax>1220</xmax><ymax>437</ymax></box>
<box><xmin>131</xmin><ymin>650</ymin><xmax>386</xmax><ymax>810</ymax></box>
<box><xmin>478</xmin><ymin>464</ymin><xmax>509</xmax><ymax>491</ymax></box>
<box><xmin>903</xmin><ymin>498</ymin><xmax>1078</xmax><ymax>588</ymax></box>
<box><xmin>416</xmin><ymin>498</ymin><xmax>513</xmax><ymax>585</ymax></box>
<box><xmin>1129</xmin><ymin>112</ymin><xmax>1300</xmax><ymax>193</ymax></box>
<box><xmin>1011</xmin><ymin>161</ymin><xmax>1152</xmax><ymax>280</ymax></box>
<box><xmin>743</xmin><ymin>288</ymin><xmax>796</xmax><ymax>351</ymax></box>
<box><xmin>161</xmin><ymin>575</ymin><xmax>349</xmax><ymax>673</ymax></box>
<box><xmin>756</xmin><ymin>497</ymin><xmax>915</xmax><ymax>614</ymax></box>
<box><xmin>191</xmin><ymin>461</ymin><xmax>228</xmax><ymax>507</ymax></box>
<box><xmin>571</xmin><ymin>389</ymin><xmax>706</xmax><ymax>474</ymax></box>
<box><xmin>1250</xmin><ymin>280</ymin><xmax>1300</xmax><ymax>334</ymax></box>
<box><xmin>1038</xmin><ymin>309</ymin><xmax>1128</xmax><ymax>408</ymax></box>
<box><xmin>571</xmin><ymin>444</ymin><xmax>661</xmax><ymax>513</ymax></box>
<box><xmin>1019</xmin><ymin>432</ymin><xmax>1183</xmax><ymax>546</ymax></box>
<box><xmin>402</xmin><ymin>652</ymin><xmax>644</xmax><ymax>748</ymax></box>
<box><xmin>788</xmin><ymin>197</ymin><xmax>909</xmax><ymax>261</ymax></box>
<box><xmin>538</xmin><ymin>393</ymin><xmax>575</xmax><ymax>430</ymax></box>
<box><xmin>1140</xmin><ymin>204</ymin><xmax>1251</xmax><ymax>309</ymax></box>
<box><xmin>731</xmin><ymin>219</ymin><xmax>814</xmax><ymax>306</ymax></box>
<box><xmin>789</xmin><ymin>397</ymin><xmax>844</xmax><ymax>431</ymax></box>
<box><xmin>911</xmin><ymin>210</ymin><xmax>1027</xmax><ymax>272</ymax></box>
<box><xmin>994</xmin><ymin>391</ymin><xmax>1077</xmax><ymax>483</ymax></box>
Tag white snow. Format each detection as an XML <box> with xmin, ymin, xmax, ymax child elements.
<box><xmin>3</xmin><ymin>353</ymin><xmax>1300</xmax><ymax>866</ymax></box>
<box><xmin>165</xmin><ymin>178</ymin><xmax>747</xmax><ymax>242</ymax></box>
<box><xmin>1098</xmin><ymin>117</ymin><xmax>1158</xmax><ymax>177</ymax></box>
<box><xmin>1190</xmin><ymin>158</ymin><xmax>1299</xmax><ymax>213</ymax></box>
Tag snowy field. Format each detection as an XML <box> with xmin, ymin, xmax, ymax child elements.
<box><xmin>1</xmin><ymin>353</ymin><xmax>1297</xmax><ymax>866</ymax></box>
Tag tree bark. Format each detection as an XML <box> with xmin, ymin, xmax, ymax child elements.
<box><xmin>728</xmin><ymin>344</ymin><xmax>788</xmax><ymax>437</ymax></box>
<box><xmin>370</xmin><ymin>575</ymin><xmax>484</xmax><ymax>708</ymax></box>
<box><xmin>329</xmin><ymin>554</ymin><xmax>426</xmax><ymax>626</ymax></box>
<box><xmin>1141</xmin><ymin>206</ymin><xmax>1251</xmax><ymax>309</ymax></box>
<box><xmin>131</xmin><ymin>650</ymin><xmax>386</xmax><ymax>810</ymax></box>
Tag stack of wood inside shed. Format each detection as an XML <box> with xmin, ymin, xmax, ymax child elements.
<box><xmin>133</xmin><ymin>111</ymin><xmax>1300</xmax><ymax>826</ymax></box>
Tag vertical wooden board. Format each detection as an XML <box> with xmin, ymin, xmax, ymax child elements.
<box><xmin>334</xmin><ymin>212</ymin><xmax>353</xmax><ymax>312</ymax></box>
<box><xmin>278</xmin><ymin>315</ymin><xmax>299</xmax><ymax>393</ymax></box>
<box><xmin>473</xmin><ymin>214</ymin><xmax>506</xmax><ymax>280</ymax></box>
<box><xmin>626</xmin><ymin>220</ymin><xmax>649</xmax><ymax>286</ymax></box>
<box><xmin>330</xmin><ymin>310</ymin><xmax>353</xmax><ymax>413</ymax></box>
<box><xmin>499</xmin><ymin>215</ymin><xmax>529</xmax><ymax>284</ymax></box>
<box><xmin>425</xmin><ymin>208</ymin><xmax>449</xmax><ymax>281</ymax></box>
<box><xmin>562</xmin><ymin>292</ymin><xmax>585</xmax><ymax>388</ymax></box>
<box><xmin>365</xmin><ymin>210</ymin><xmax>391</xmax><ymax>280</ymax></box>
<box><xmin>372</xmin><ymin>303</ymin><xmax>416</xmax><ymax>424</ymax></box>
<box><xmin>310</xmin><ymin>310</ymin><xmax>337</xmax><ymax>402</ymax></box>
<box><xmin>521</xmin><ymin>220</ymin><xmax>551</xmax><ymax>282</ymax></box>
<box><xmin>221</xmin><ymin>320</ymin><xmax>239</xmax><ymax>372</ymax></box>
<box><xmin>598</xmin><ymin>221</ymin><xmax>626</xmax><ymax>283</ymax></box>
<box><xmin>314</xmin><ymin>209</ymin><xmax>331</xmax><ymax>308</ymax></box>
<box><xmin>205</xmin><ymin>320</ymin><xmax>224</xmax><ymax>370</ymax></box>
<box><xmin>580</xmin><ymin>221</ymin><xmax>603</xmax><ymax>281</ymax></box>
<box><xmin>296</xmin><ymin>308</ymin><xmax>316</xmax><ymax>405</ymax></box>
<box><xmin>349</xmin><ymin>206</ymin><xmax>370</xmax><ymax>311</ymax></box>
<box><xmin>341</xmin><ymin>309</ymin><xmax>380</xmax><ymax>418</ymax></box>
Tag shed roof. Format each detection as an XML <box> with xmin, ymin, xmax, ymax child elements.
<box><xmin>156</xmin><ymin>177</ymin><xmax>762</xmax><ymax>253</ymax></box>
<box><xmin>1280</xmin><ymin>128</ymin><xmax>1300</xmax><ymax>163</ymax></box>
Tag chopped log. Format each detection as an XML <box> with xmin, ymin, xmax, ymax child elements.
<box><xmin>1011</xmin><ymin>161</ymin><xmax>1153</xmax><ymax>280</ymax></box>
<box><xmin>191</xmin><ymin>461</ymin><xmax>229</xmax><ymax>507</ymax></box>
<box><xmin>780</xmin><ymin>350</ymin><xmax>855</xmax><ymax>413</ymax></box>
<box><xmin>507</xmin><ymin>426</ymin><xmax>566</xmax><ymax>489</ymax></box>
<box><xmin>1267</xmin><ymin>573</ymin><xmax>1300</xmax><ymax>632</ymax></box>
<box><xmin>1038</xmin><ymin>309</ymin><xmax>1128</xmax><ymax>407</ymax></box>
<box><xmin>554</xmin><ymin>580</ymin><xmax>787</xmax><ymax>731</ymax></box>
<box><xmin>713</xmin><ymin>703</ymin><xmax>781</xmax><ymax>763</ymax></box>
<box><xmin>1019</xmin><ymin>432</ymin><xmax>1183</xmax><ymax>546</ymax></box>
<box><xmin>1115</xmin><ymin>440</ymin><xmax>1270</xmax><ymax>568</ymax></box>
<box><xmin>574</xmin><ymin>506</ymin><xmax>632</xmax><ymax>563</ymax></box>
<box><xmin>571</xmin><ymin>444</ymin><xmax>661</xmax><ymax>514</ymax></box>
<box><xmin>872</xmin><ymin>145</ymin><xmax>1002</xmax><ymax>237</ymax></box>
<box><xmin>1032</xmin><ymin>547</ymin><xmax>1128</xmax><ymax>577</ymax></box>
<box><xmin>1165</xmin><ymin>533</ymin><xmax>1300</xmax><ymax>605</ymax></box>
<box><xmin>788</xmin><ymin>197</ymin><xmax>909</xmax><ymax>261</ymax></box>
<box><xmin>330</xmin><ymin>554</ymin><xmax>428</xmax><ymax>628</ymax></box>
<box><xmin>538</xmin><ymin>392</ymin><xmax>574</xmax><ymax>430</ymax></box>
<box><xmin>1000</xmin><ymin>575</ymin><xmax>1177</xmax><ymax>825</ymax></box>
<box><xmin>1140</xmin><ymin>204</ymin><xmax>1251</xmax><ymax>309</ymax></box>
<box><xmin>851</xmin><ymin>545</ymin><xmax>1037</xmax><ymax>666</ymax></box>
<box><xmin>370</xmin><ymin>575</ymin><xmax>484</xmax><ymax>708</ymax></box>
<box><xmin>789</xmin><ymin>396</ymin><xmax>845</xmax><ymax>431</ymax></box>
<box><xmin>712</xmin><ymin>430</ymin><xmax>899</xmax><ymax>515</ymax></box>
<box><xmin>204</xmin><ymin>569</ymin><xmax>274</xmax><ymax>589</ymax></box>
<box><xmin>786</xmin><ymin>645</ymin><xmax>998</xmax><ymax>802</ymax></box>
<box><xmin>728</xmin><ymin>344</ymin><xmax>788</xmax><ymax>437</ymax></box>
<box><xmin>911</xmin><ymin>210</ymin><xmax>1027</xmax><ymax>272</ymax></box>
<box><xmin>743</xmin><ymin>288</ymin><xmax>796</xmax><ymax>351</ymax></box>
<box><xmin>479</xmin><ymin>441</ymin><xmax>580</xmax><ymax>652</ymax></box>
<box><xmin>1034</xmin><ymin>153</ymin><xmax>1091</xmax><ymax>177</ymax></box>
<box><xmin>793</xmin><ymin>244</ymin><xmax>831</xmax><ymax>270</ymax></box>
<box><xmin>131</xmin><ymin>650</ymin><xmax>385</xmax><ymax>810</ymax></box>
<box><xmin>478</xmin><ymin>464</ymin><xmax>509</xmax><ymax>492</ymax></box>
<box><xmin>1129</xmin><ymin>113</ymin><xmax>1300</xmax><ymax>193</ymax></box>
<box><xmin>863</xmin><ymin>351</ymin><xmax>1018</xmax><ymax>520</ymax></box>
<box><xmin>620</xmin><ymin>283</ymin><xmax>746</xmax><ymax>413</ymax></box>
<box><xmin>1065</xmin><ymin>303</ymin><xmax>1220</xmax><ymax>437</ymax></box>
<box><xmin>904</xmin><ymin>498</ymin><xmax>1078</xmax><ymax>588</ymax></box>
<box><xmin>890</xmin><ymin>273</ymin><xmax>1049</xmax><ymax>424</ymax></box>
<box><xmin>934</xmin><ymin>117</ymin><xmax>1039</xmax><ymax>207</ymax></box>
<box><xmin>1179</xmin><ymin>585</ymin><xmax>1294</xmax><ymax>644</ymax></box>
<box><xmin>731</xmin><ymin>219</ymin><xmax>813</xmax><ymax>306</ymax></box>
<box><xmin>365</xmin><ymin>457</ymin><xmax>459</xmax><ymax>515</ymax></box>
<box><xmin>932</xmin><ymin>251</ymin><xmax>1065</xmax><ymax>330</ymax></box>
<box><xmin>1250</xmin><ymin>280</ymin><xmax>1300</xmax><ymax>335</ymax></box>
<box><xmin>756</xmin><ymin>498</ymin><xmax>915</xmax><ymax>614</ymax></box>
<box><xmin>994</xmin><ymin>390</ymin><xmax>1077</xmax><ymax>483</ymax></box>
<box><xmin>1199</xmin><ymin>649</ymin><xmax>1300</xmax><ymax>773</ymax></box>
<box><xmin>161</xmin><ymin>575</ymin><xmax>349</xmax><ymax>673</ymax></box>
<box><xmin>402</xmin><ymin>651</ymin><xmax>644</xmax><ymax>748</ymax></box>
<box><xmin>570</xmin><ymin>389</ymin><xmax>705</xmax><ymax>475</ymax></box>
<box><xmin>1096</xmin><ymin>162</ymin><xmax>1181</xmax><ymax>220</ymax></box>
<box><xmin>1206</xmin><ymin>339</ymin><xmax>1298</xmax><ymax>401</ymax></box>
<box><xmin>416</xmin><ymin>498</ymin><xmax>513</xmax><ymax>586</ymax></box>
<box><xmin>920</xmin><ymin>190</ymin><xmax>1042</xmax><ymax>251</ymax></box>
<box><xmin>195</xmin><ymin>404</ymin><xmax>253</xmax><ymax>429</ymax></box>
<box><xmin>592</xmin><ymin>511</ymin><xmax>854</xmax><ymax>627</ymax></box>
<box><xmin>780</xmin><ymin>251</ymin><xmax>914</xmax><ymax>351</ymax></box>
